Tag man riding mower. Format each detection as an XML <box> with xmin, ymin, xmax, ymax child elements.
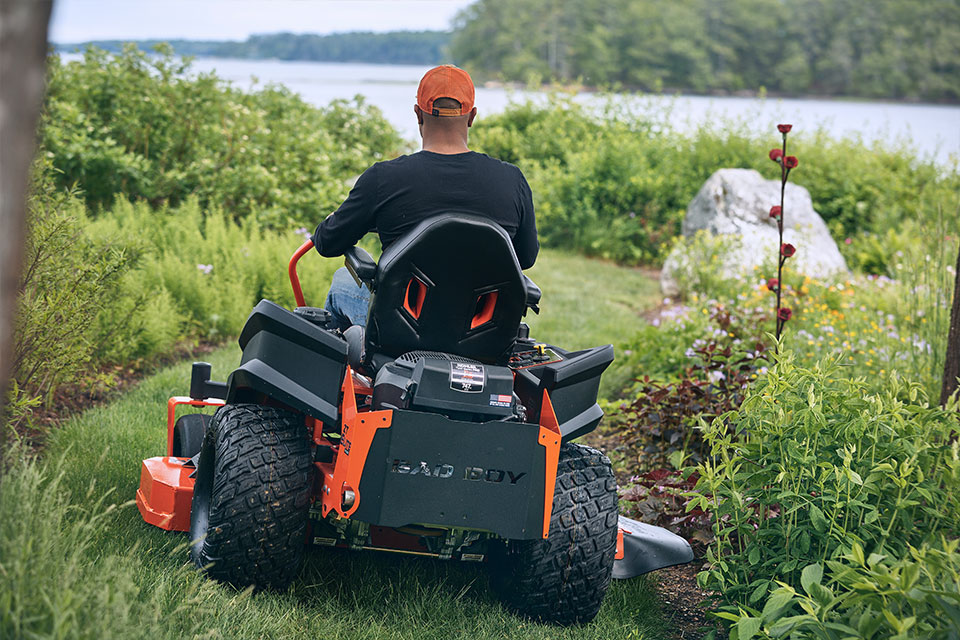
<box><xmin>136</xmin><ymin>214</ymin><xmax>693</xmax><ymax>625</ymax></box>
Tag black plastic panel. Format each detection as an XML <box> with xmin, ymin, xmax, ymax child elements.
<box><xmin>227</xmin><ymin>300</ymin><xmax>348</xmax><ymax>425</ymax></box>
<box><xmin>353</xmin><ymin>410</ymin><xmax>547</xmax><ymax>540</ymax></box>
<box><xmin>514</xmin><ymin>343</ymin><xmax>614</xmax><ymax>441</ymax></box>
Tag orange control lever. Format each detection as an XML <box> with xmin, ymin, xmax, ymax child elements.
<box><xmin>289</xmin><ymin>239</ymin><xmax>314</xmax><ymax>307</ymax></box>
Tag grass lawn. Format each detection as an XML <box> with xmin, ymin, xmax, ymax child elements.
<box><xmin>2</xmin><ymin>250</ymin><xmax>669</xmax><ymax>640</ymax></box>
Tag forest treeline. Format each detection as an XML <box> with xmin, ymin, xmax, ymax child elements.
<box><xmin>58</xmin><ymin>0</ymin><xmax>960</xmax><ymax>101</ymax></box>
<box><xmin>59</xmin><ymin>30</ymin><xmax>450</xmax><ymax>66</ymax></box>
<box><xmin>452</xmin><ymin>0</ymin><xmax>960</xmax><ymax>101</ymax></box>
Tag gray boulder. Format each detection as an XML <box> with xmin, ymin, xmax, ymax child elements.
<box><xmin>661</xmin><ymin>168</ymin><xmax>849</xmax><ymax>296</ymax></box>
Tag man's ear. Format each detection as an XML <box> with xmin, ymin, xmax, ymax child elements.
<box><xmin>414</xmin><ymin>104</ymin><xmax>424</xmax><ymax>126</ymax></box>
<box><xmin>467</xmin><ymin>106</ymin><xmax>477</xmax><ymax>127</ymax></box>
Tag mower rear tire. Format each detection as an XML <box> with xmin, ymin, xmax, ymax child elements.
<box><xmin>172</xmin><ymin>413</ymin><xmax>210</xmax><ymax>459</ymax></box>
<box><xmin>189</xmin><ymin>403</ymin><xmax>313</xmax><ymax>590</ymax></box>
<box><xmin>491</xmin><ymin>442</ymin><xmax>618</xmax><ymax>625</ymax></box>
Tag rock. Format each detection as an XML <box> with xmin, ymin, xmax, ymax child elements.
<box><xmin>661</xmin><ymin>168</ymin><xmax>849</xmax><ymax>296</ymax></box>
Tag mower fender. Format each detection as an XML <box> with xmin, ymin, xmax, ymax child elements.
<box><xmin>611</xmin><ymin>515</ymin><xmax>694</xmax><ymax>579</ymax></box>
<box><xmin>226</xmin><ymin>300</ymin><xmax>348</xmax><ymax>425</ymax></box>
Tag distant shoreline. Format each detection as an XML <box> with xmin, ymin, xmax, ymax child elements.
<box><xmin>54</xmin><ymin>41</ymin><xmax>960</xmax><ymax>107</ymax></box>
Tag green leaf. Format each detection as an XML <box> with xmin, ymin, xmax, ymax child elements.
<box><xmin>859</xmin><ymin>609</ymin><xmax>884</xmax><ymax>637</ymax></box>
<box><xmin>762</xmin><ymin>591</ymin><xmax>795</xmax><ymax>621</ymax></box>
<box><xmin>748</xmin><ymin>547</ymin><xmax>761</xmax><ymax>565</ymax></box>
<box><xmin>713</xmin><ymin>611</ymin><xmax>742</xmax><ymax>623</ymax></box>
<box><xmin>809</xmin><ymin>582</ymin><xmax>835</xmax><ymax>607</ymax></box>
<box><xmin>932</xmin><ymin>596</ymin><xmax>960</xmax><ymax>629</ymax></box>
<box><xmin>749</xmin><ymin>580</ymin><xmax>768</xmax><ymax>604</ymax></box>
<box><xmin>851</xmin><ymin>542</ymin><xmax>865</xmax><ymax>566</ymax></box>
<box><xmin>882</xmin><ymin>608</ymin><xmax>901</xmax><ymax>630</ymax></box>
<box><xmin>767</xmin><ymin>614</ymin><xmax>811</xmax><ymax>637</ymax></box>
<box><xmin>734</xmin><ymin>616</ymin><xmax>763</xmax><ymax>640</ymax></box>
<box><xmin>801</xmin><ymin>563</ymin><xmax>823</xmax><ymax>595</ymax></box>
<box><xmin>809</xmin><ymin>504</ymin><xmax>828</xmax><ymax>533</ymax></box>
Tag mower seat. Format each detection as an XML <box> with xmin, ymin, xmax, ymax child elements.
<box><xmin>347</xmin><ymin>214</ymin><xmax>536</xmax><ymax>369</ymax></box>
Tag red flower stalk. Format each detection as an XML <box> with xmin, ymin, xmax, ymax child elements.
<box><xmin>784</xmin><ymin>155</ymin><xmax>799</xmax><ymax>169</ymax></box>
<box><xmin>766</xmin><ymin>278</ymin><xmax>779</xmax><ymax>291</ymax></box>
<box><xmin>777</xmin><ymin>307</ymin><xmax>792</xmax><ymax>321</ymax></box>
<box><xmin>781</xmin><ymin>243</ymin><xmax>796</xmax><ymax>257</ymax></box>
<box><xmin>769</xmin><ymin>205</ymin><xmax>782</xmax><ymax>219</ymax></box>
<box><xmin>777</xmin><ymin>124</ymin><xmax>793</xmax><ymax>134</ymax></box>
<box><xmin>769</xmin><ymin>148</ymin><xmax>784</xmax><ymax>162</ymax></box>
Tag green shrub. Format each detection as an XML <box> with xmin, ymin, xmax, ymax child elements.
<box><xmin>8</xmin><ymin>163</ymin><xmax>135</xmax><ymax>419</ymax></box>
<box><xmin>41</xmin><ymin>45</ymin><xmax>404</xmax><ymax>226</ymax></box>
<box><xmin>737</xmin><ymin>538</ymin><xmax>960</xmax><ymax>639</ymax></box>
<box><xmin>86</xmin><ymin>197</ymin><xmax>341</xmax><ymax>363</ymax></box>
<box><xmin>692</xmin><ymin>352</ymin><xmax>960</xmax><ymax>635</ymax></box>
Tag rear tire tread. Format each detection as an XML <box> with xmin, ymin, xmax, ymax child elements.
<box><xmin>190</xmin><ymin>403</ymin><xmax>313</xmax><ymax>590</ymax></box>
<box><xmin>493</xmin><ymin>442</ymin><xmax>619</xmax><ymax>625</ymax></box>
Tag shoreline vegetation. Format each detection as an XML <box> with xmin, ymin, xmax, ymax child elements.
<box><xmin>51</xmin><ymin>39</ymin><xmax>960</xmax><ymax>107</ymax></box>
<box><xmin>55</xmin><ymin>0</ymin><xmax>960</xmax><ymax>105</ymax></box>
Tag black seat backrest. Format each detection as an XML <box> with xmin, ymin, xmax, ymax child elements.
<box><xmin>364</xmin><ymin>214</ymin><xmax>526</xmax><ymax>364</ymax></box>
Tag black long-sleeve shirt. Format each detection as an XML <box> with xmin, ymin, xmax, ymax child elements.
<box><xmin>313</xmin><ymin>150</ymin><xmax>539</xmax><ymax>269</ymax></box>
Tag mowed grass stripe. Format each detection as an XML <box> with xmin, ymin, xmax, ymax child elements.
<box><xmin>4</xmin><ymin>251</ymin><xmax>669</xmax><ymax>639</ymax></box>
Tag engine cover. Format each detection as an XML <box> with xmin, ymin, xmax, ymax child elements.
<box><xmin>373</xmin><ymin>351</ymin><xmax>515</xmax><ymax>421</ymax></box>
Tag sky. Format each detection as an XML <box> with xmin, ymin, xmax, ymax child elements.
<box><xmin>50</xmin><ymin>0</ymin><xmax>477</xmax><ymax>43</ymax></box>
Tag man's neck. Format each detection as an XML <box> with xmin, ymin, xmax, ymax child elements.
<box><xmin>423</xmin><ymin>140</ymin><xmax>470</xmax><ymax>155</ymax></box>
<box><xmin>420</xmin><ymin>132</ymin><xmax>470</xmax><ymax>155</ymax></box>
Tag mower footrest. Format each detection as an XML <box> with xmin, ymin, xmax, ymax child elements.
<box><xmin>136</xmin><ymin>456</ymin><xmax>195</xmax><ymax>532</ymax></box>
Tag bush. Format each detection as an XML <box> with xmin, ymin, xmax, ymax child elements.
<box><xmin>86</xmin><ymin>197</ymin><xmax>341</xmax><ymax>364</ymax></box>
<box><xmin>41</xmin><ymin>45</ymin><xmax>404</xmax><ymax>227</ymax></box>
<box><xmin>743</xmin><ymin>538</ymin><xmax>960</xmax><ymax>639</ymax></box>
<box><xmin>7</xmin><ymin>162</ymin><xmax>135</xmax><ymax>426</ymax></box>
<box><xmin>609</xmin><ymin>331</ymin><xmax>767</xmax><ymax>470</ymax></box>
<box><xmin>7</xmin><ymin>161</ymin><xmax>343</xmax><ymax>437</ymax></box>
<box><xmin>691</xmin><ymin>353</ymin><xmax>960</xmax><ymax>634</ymax></box>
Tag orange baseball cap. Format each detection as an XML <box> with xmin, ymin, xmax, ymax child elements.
<box><xmin>416</xmin><ymin>65</ymin><xmax>475</xmax><ymax>116</ymax></box>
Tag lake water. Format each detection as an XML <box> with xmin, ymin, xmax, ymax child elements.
<box><xmin>67</xmin><ymin>55</ymin><xmax>960</xmax><ymax>166</ymax></box>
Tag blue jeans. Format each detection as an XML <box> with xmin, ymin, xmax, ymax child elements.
<box><xmin>324</xmin><ymin>267</ymin><xmax>370</xmax><ymax>331</ymax></box>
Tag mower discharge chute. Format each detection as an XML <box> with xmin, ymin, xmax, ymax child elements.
<box><xmin>136</xmin><ymin>215</ymin><xmax>692</xmax><ymax>625</ymax></box>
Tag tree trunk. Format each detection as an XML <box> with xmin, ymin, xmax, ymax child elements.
<box><xmin>0</xmin><ymin>0</ymin><xmax>54</xmax><ymax>436</ymax></box>
<box><xmin>941</xmin><ymin>241</ymin><xmax>960</xmax><ymax>407</ymax></box>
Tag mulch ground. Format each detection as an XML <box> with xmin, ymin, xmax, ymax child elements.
<box><xmin>655</xmin><ymin>560</ymin><xmax>721</xmax><ymax>639</ymax></box>
<box><xmin>583</xmin><ymin>425</ymin><xmax>720</xmax><ymax>639</ymax></box>
<box><xmin>8</xmin><ymin>340</ymin><xmax>222</xmax><ymax>453</ymax></box>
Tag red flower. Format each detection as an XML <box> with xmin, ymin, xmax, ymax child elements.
<box><xmin>781</xmin><ymin>243</ymin><xmax>796</xmax><ymax>257</ymax></box>
<box><xmin>769</xmin><ymin>148</ymin><xmax>783</xmax><ymax>162</ymax></box>
<box><xmin>784</xmin><ymin>155</ymin><xmax>799</xmax><ymax>169</ymax></box>
<box><xmin>769</xmin><ymin>205</ymin><xmax>782</xmax><ymax>218</ymax></box>
<box><xmin>777</xmin><ymin>124</ymin><xmax>793</xmax><ymax>134</ymax></box>
<box><xmin>766</xmin><ymin>278</ymin><xmax>779</xmax><ymax>291</ymax></box>
<box><xmin>777</xmin><ymin>307</ymin><xmax>792</xmax><ymax>321</ymax></box>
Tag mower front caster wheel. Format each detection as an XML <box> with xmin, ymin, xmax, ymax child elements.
<box><xmin>492</xmin><ymin>442</ymin><xmax>619</xmax><ymax>625</ymax></box>
<box><xmin>189</xmin><ymin>403</ymin><xmax>313</xmax><ymax>590</ymax></box>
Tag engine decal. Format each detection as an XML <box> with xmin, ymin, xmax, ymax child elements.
<box><xmin>449</xmin><ymin>362</ymin><xmax>484</xmax><ymax>392</ymax></box>
<box><xmin>489</xmin><ymin>393</ymin><xmax>512</xmax><ymax>407</ymax></box>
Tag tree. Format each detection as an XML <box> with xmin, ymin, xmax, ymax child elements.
<box><xmin>0</xmin><ymin>0</ymin><xmax>54</xmax><ymax>441</ymax></box>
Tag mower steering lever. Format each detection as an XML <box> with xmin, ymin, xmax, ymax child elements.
<box><xmin>289</xmin><ymin>239</ymin><xmax>314</xmax><ymax>307</ymax></box>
